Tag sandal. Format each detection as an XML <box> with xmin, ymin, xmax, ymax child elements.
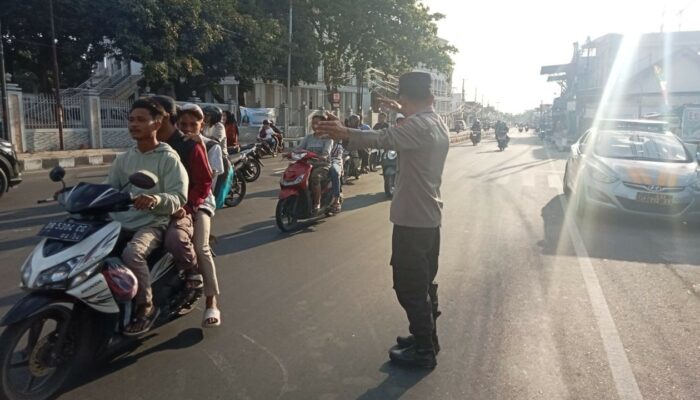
<box><xmin>331</xmin><ymin>203</ymin><xmax>342</xmax><ymax>214</ymax></box>
<box><xmin>123</xmin><ymin>305</ymin><xmax>160</xmax><ymax>337</ymax></box>
<box><xmin>202</xmin><ymin>308</ymin><xmax>221</xmax><ymax>328</ymax></box>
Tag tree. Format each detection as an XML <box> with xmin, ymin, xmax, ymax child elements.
<box><xmin>0</xmin><ymin>0</ymin><xmax>114</xmax><ymax>93</ymax></box>
<box><xmin>304</xmin><ymin>0</ymin><xmax>456</xmax><ymax>92</ymax></box>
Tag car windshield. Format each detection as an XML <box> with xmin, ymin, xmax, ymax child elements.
<box><xmin>594</xmin><ymin>131</ymin><xmax>692</xmax><ymax>163</ymax></box>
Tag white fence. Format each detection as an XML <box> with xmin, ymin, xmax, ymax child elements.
<box><xmin>23</xmin><ymin>94</ymin><xmax>86</xmax><ymax>129</ymax></box>
<box><xmin>100</xmin><ymin>98</ymin><xmax>132</xmax><ymax>129</ymax></box>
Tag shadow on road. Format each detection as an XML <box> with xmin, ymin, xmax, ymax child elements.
<box><xmin>540</xmin><ymin>195</ymin><xmax>700</xmax><ymax>265</ymax></box>
<box><xmin>60</xmin><ymin>328</ymin><xmax>204</xmax><ymax>396</ymax></box>
<box><xmin>343</xmin><ymin>192</ymin><xmax>388</xmax><ymax>212</ymax></box>
<box><xmin>215</xmin><ymin>220</ymin><xmax>315</xmax><ymax>256</ymax></box>
<box><xmin>0</xmin><ymin>204</ymin><xmax>64</xmax><ymax>232</ymax></box>
<box><xmin>355</xmin><ymin>361</ymin><xmax>431</xmax><ymax>400</ymax></box>
<box><xmin>245</xmin><ymin>188</ymin><xmax>279</xmax><ymax>200</ymax></box>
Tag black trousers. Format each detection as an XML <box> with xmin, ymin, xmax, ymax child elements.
<box><xmin>358</xmin><ymin>148</ymin><xmax>370</xmax><ymax>170</ymax></box>
<box><xmin>391</xmin><ymin>225</ymin><xmax>441</xmax><ymax>338</ymax></box>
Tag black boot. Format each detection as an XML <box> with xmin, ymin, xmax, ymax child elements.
<box><xmin>396</xmin><ymin>312</ymin><xmax>441</xmax><ymax>353</ymax></box>
<box><xmin>395</xmin><ymin>330</ymin><xmax>441</xmax><ymax>354</ymax></box>
<box><xmin>389</xmin><ymin>335</ymin><xmax>437</xmax><ymax>369</ymax></box>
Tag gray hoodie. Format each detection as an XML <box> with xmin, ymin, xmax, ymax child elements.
<box><xmin>106</xmin><ymin>143</ymin><xmax>188</xmax><ymax>231</ymax></box>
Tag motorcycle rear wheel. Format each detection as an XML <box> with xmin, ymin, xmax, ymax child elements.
<box><xmin>224</xmin><ymin>177</ymin><xmax>246</xmax><ymax>207</ymax></box>
<box><xmin>0</xmin><ymin>306</ymin><xmax>92</xmax><ymax>400</ymax></box>
<box><xmin>243</xmin><ymin>160</ymin><xmax>261</xmax><ymax>182</ymax></box>
<box><xmin>276</xmin><ymin>197</ymin><xmax>299</xmax><ymax>232</ymax></box>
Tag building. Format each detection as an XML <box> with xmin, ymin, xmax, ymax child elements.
<box><xmin>541</xmin><ymin>31</ymin><xmax>700</xmax><ymax>148</ymax></box>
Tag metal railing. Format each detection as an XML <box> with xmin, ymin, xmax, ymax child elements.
<box><xmin>23</xmin><ymin>94</ymin><xmax>86</xmax><ymax>129</ymax></box>
<box><xmin>100</xmin><ymin>98</ymin><xmax>133</xmax><ymax>128</ymax></box>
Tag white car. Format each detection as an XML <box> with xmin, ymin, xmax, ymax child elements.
<box><xmin>563</xmin><ymin>121</ymin><xmax>700</xmax><ymax>219</ymax></box>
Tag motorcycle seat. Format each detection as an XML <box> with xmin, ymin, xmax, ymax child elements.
<box><xmin>229</xmin><ymin>153</ymin><xmax>246</xmax><ymax>164</ymax></box>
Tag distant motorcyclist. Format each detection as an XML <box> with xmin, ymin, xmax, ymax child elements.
<box><xmin>471</xmin><ymin>119</ymin><xmax>482</xmax><ymax>133</ymax></box>
<box><xmin>495</xmin><ymin>120</ymin><xmax>509</xmax><ymax>139</ymax></box>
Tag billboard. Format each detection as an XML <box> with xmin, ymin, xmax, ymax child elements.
<box><xmin>240</xmin><ymin>107</ymin><xmax>277</xmax><ymax>127</ymax></box>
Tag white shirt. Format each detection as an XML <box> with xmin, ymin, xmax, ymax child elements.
<box><xmin>204</xmin><ymin>122</ymin><xmax>227</xmax><ymax>150</ymax></box>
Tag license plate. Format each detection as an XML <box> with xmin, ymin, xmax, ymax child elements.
<box><xmin>636</xmin><ymin>192</ymin><xmax>673</xmax><ymax>206</ymax></box>
<box><xmin>38</xmin><ymin>222</ymin><xmax>92</xmax><ymax>242</ymax></box>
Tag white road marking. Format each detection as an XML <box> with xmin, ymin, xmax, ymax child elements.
<box><xmin>272</xmin><ymin>168</ymin><xmax>287</xmax><ymax>175</ymax></box>
<box><xmin>542</xmin><ymin>145</ymin><xmax>643</xmax><ymax>400</ymax></box>
<box><xmin>563</xmin><ymin>213</ymin><xmax>643</xmax><ymax>400</ymax></box>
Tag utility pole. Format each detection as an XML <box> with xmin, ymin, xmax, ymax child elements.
<box><xmin>0</xmin><ymin>19</ymin><xmax>9</xmax><ymax>140</ymax></box>
<box><xmin>49</xmin><ymin>0</ymin><xmax>64</xmax><ymax>150</ymax></box>
<box><xmin>461</xmin><ymin>79</ymin><xmax>465</xmax><ymax>102</ymax></box>
<box><xmin>285</xmin><ymin>0</ymin><xmax>292</xmax><ymax>138</ymax></box>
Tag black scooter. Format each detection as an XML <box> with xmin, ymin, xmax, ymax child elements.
<box><xmin>470</xmin><ymin>130</ymin><xmax>481</xmax><ymax>146</ymax></box>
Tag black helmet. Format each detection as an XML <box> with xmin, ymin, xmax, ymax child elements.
<box><xmin>202</xmin><ymin>106</ymin><xmax>223</xmax><ymax>124</ymax></box>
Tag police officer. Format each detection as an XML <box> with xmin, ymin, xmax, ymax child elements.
<box><xmin>316</xmin><ymin>72</ymin><xmax>449</xmax><ymax>369</ymax></box>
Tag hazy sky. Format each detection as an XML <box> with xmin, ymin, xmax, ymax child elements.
<box><xmin>422</xmin><ymin>0</ymin><xmax>700</xmax><ymax>113</ymax></box>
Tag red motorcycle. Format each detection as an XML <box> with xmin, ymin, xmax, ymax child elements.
<box><xmin>275</xmin><ymin>151</ymin><xmax>335</xmax><ymax>232</ymax></box>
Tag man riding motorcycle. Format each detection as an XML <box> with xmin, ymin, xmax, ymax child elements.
<box><xmin>107</xmin><ymin>98</ymin><xmax>189</xmax><ymax>336</ymax></box>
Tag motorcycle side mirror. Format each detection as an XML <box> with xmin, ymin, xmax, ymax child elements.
<box><xmin>49</xmin><ymin>166</ymin><xmax>66</xmax><ymax>183</ymax></box>
<box><xmin>128</xmin><ymin>171</ymin><xmax>158</xmax><ymax>190</ymax></box>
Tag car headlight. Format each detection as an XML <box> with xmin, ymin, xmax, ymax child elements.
<box><xmin>281</xmin><ymin>174</ymin><xmax>305</xmax><ymax>187</ymax></box>
<box><xmin>589</xmin><ymin>168</ymin><xmax>618</xmax><ymax>184</ymax></box>
<box><xmin>36</xmin><ymin>256</ymin><xmax>83</xmax><ymax>289</ymax></box>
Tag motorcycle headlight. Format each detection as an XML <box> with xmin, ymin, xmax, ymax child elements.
<box><xmin>281</xmin><ymin>174</ymin><xmax>305</xmax><ymax>187</ymax></box>
<box><xmin>589</xmin><ymin>168</ymin><xmax>618</xmax><ymax>184</ymax></box>
<box><xmin>70</xmin><ymin>261</ymin><xmax>103</xmax><ymax>287</ymax></box>
<box><xmin>36</xmin><ymin>256</ymin><xmax>83</xmax><ymax>289</ymax></box>
<box><xmin>386</xmin><ymin>151</ymin><xmax>398</xmax><ymax>160</ymax></box>
<box><xmin>21</xmin><ymin>264</ymin><xmax>32</xmax><ymax>288</ymax></box>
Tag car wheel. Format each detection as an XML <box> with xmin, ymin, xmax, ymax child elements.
<box><xmin>563</xmin><ymin>169</ymin><xmax>572</xmax><ymax>198</ymax></box>
<box><xmin>0</xmin><ymin>168</ymin><xmax>8</xmax><ymax>199</ymax></box>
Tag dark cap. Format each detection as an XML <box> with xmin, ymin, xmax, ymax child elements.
<box><xmin>398</xmin><ymin>72</ymin><xmax>432</xmax><ymax>101</ymax></box>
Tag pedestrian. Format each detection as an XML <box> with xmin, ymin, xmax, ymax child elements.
<box><xmin>316</xmin><ymin>71</ymin><xmax>449</xmax><ymax>369</ymax></box>
<box><xmin>373</xmin><ymin>112</ymin><xmax>390</xmax><ymax>130</ymax></box>
<box><xmin>224</xmin><ymin>111</ymin><xmax>239</xmax><ymax>151</ymax></box>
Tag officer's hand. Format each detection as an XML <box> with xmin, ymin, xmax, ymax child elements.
<box><xmin>378</xmin><ymin>96</ymin><xmax>402</xmax><ymax>112</ymax></box>
<box><xmin>133</xmin><ymin>194</ymin><xmax>158</xmax><ymax>210</ymax></box>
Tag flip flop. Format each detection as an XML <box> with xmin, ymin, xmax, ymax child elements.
<box><xmin>123</xmin><ymin>307</ymin><xmax>161</xmax><ymax>337</ymax></box>
<box><xmin>202</xmin><ymin>308</ymin><xmax>221</xmax><ymax>328</ymax></box>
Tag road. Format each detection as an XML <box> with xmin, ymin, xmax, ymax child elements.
<box><xmin>0</xmin><ymin>131</ymin><xmax>698</xmax><ymax>399</ymax></box>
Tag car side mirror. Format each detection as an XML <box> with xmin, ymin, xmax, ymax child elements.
<box><xmin>128</xmin><ymin>171</ymin><xmax>158</xmax><ymax>190</ymax></box>
<box><xmin>49</xmin><ymin>166</ymin><xmax>66</xmax><ymax>182</ymax></box>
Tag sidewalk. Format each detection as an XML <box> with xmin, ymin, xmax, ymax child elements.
<box><xmin>17</xmin><ymin>135</ymin><xmax>468</xmax><ymax>171</ymax></box>
<box><xmin>18</xmin><ymin>148</ymin><xmax>126</xmax><ymax>171</ymax></box>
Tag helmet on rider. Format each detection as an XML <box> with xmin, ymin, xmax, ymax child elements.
<box><xmin>202</xmin><ymin>106</ymin><xmax>223</xmax><ymax>125</ymax></box>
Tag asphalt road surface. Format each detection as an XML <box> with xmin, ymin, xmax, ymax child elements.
<box><xmin>0</xmin><ymin>131</ymin><xmax>698</xmax><ymax>399</ymax></box>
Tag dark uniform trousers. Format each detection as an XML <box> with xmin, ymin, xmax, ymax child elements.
<box><xmin>390</xmin><ymin>225</ymin><xmax>441</xmax><ymax>338</ymax></box>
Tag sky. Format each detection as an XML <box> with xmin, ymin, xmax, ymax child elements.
<box><xmin>422</xmin><ymin>0</ymin><xmax>700</xmax><ymax>114</ymax></box>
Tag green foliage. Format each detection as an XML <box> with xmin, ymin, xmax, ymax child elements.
<box><xmin>0</xmin><ymin>0</ymin><xmax>114</xmax><ymax>92</ymax></box>
<box><xmin>1</xmin><ymin>0</ymin><xmax>454</xmax><ymax>96</ymax></box>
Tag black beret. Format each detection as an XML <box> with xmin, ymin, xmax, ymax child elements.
<box><xmin>398</xmin><ymin>72</ymin><xmax>433</xmax><ymax>101</ymax></box>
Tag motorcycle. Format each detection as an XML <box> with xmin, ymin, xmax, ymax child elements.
<box><xmin>223</xmin><ymin>152</ymin><xmax>247</xmax><ymax>207</ymax></box>
<box><xmin>342</xmin><ymin>150</ymin><xmax>361</xmax><ymax>183</ymax></box>
<box><xmin>230</xmin><ymin>144</ymin><xmax>263</xmax><ymax>183</ymax></box>
<box><xmin>470</xmin><ymin>130</ymin><xmax>482</xmax><ymax>146</ymax></box>
<box><xmin>275</xmin><ymin>151</ymin><xmax>335</xmax><ymax>232</ymax></box>
<box><xmin>256</xmin><ymin>137</ymin><xmax>278</xmax><ymax>158</ymax></box>
<box><xmin>381</xmin><ymin>150</ymin><xmax>398</xmax><ymax>198</ymax></box>
<box><xmin>496</xmin><ymin>133</ymin><xmax>509</xmax><ymax>151</ymax></box>
<box><xmin>368</xmin><ymin>148</ymin><xmax>381</xmax><ymax>172</ymax></box>
<box><xmin>0</xmin><ymin>167</ymin><xmax>200</xmax><ymax>400</ymax></box>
